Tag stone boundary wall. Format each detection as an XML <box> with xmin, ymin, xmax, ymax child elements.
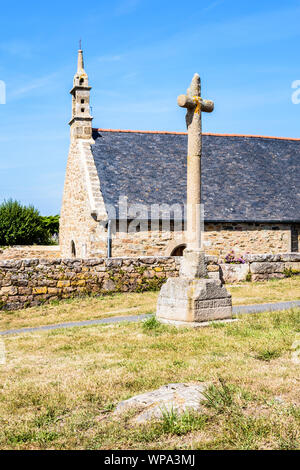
<box><xmin>220</xmin><ymin>253</ymin><xmax>300</xmax><ymax>283</ymax></box>
<box><xmin>0</xmin><ymin>253</ymin><xmax>299</xmax><ymax>311</ymax></box>
<box><xmin>0</xmin><ymin>256</ymin><xmax>216</xmax><ymax>311</ymax></box>
<box><xmin>0</xmin><ymin>246</ymin><xmax>60</xmax><ymax>260</ymax></box>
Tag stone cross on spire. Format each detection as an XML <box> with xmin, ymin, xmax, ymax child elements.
<box><xmin>177</xmin><ymin>74</ymin><xmax>214</xmax><ymax>251</ymax></box>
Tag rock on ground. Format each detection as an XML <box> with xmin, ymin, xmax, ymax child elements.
<box><xmin>114</xmin><ymin>383</ymin><xmax>208</xmax><ymax>423</ymax></box>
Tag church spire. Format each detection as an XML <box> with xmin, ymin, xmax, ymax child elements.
<box><xmin>69</xmin><ymin>45</ymin><xmax>93</xmax><ymax>140</ymax></box>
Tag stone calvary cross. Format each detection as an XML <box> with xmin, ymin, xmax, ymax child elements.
<box><xmin>156</xmin><ymin>74</ymin><xmax>232</xmax><ymax>326</ymax></box>
<box><xmin>177</xmin><ymin>73</ymin><xmax>214</xmax><ymax>251</ymax></box>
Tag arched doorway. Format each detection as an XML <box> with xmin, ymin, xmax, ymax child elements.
<box><xmin>71</xmin><ymin>240</ymin><xmax>76</xmax><ymax>258</ymax></box>
<box><xmin>170</xmin><ymin>244</ymin><xmax>186</xmax><ymax>256</ymax></box>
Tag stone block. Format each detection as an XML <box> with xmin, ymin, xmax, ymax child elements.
<box><xmin>18</xmin><ymin>287</ymin><xmax>32</xmax><ymax>295</ymax></box>
<box><xmin>48</xmin><ymin>288</ymin><xmax>59</xmax><ymax>294</ymax></box>
<box><xmin>57</xmin><ymin>280</ymin><xmax>71</xmax><ymax>288</ymax></box>
<box><xmin>280</xmin><ymin>253</ymin><xmax>300</xmax><ymax>262</ymax></box>
<box><xmin>32</xmin><ymin>287</ymin><xmax>48</xmax><ymax>294</ymax></box>
<box><xmin>157</xmin><ymin>277</ymin><xmax>232</xmax><ymax>324</ymax></box>
<box><xmin>250</xmin><ymin>262</ymin><xmax>285</xmax><ymax>274</ymax></box>
<box><xmin>0</xmin><ymin>286</ymin><xmax>18</xmax><ymax>296</ymax></box>
<box><xmin>220</xmin><ymin>263</ymin><xmax>250</xmax><ymax>283</ymax></box>
<box><xmin>244</xmin><ymin>254</ymin><xmax>281</xmax><ymax>263</ymax></box>
<box><xmin>72</xmin><ymin>280</ymin><xmax>86</xmax><ymax>286</ymax></box>
<box><xmin>179</xmin><ymin>250</ymin><xmax>207</xmax><ymax>279</ymax></box>
<box><xmin>102</xmin><ymin>279</ymin><xmax>115</xmax><ymax>291</ymax></box>
<box><xmin>115</xmin><ymin>383</ymin><xmax>208</xmax><ymax>423</ymax></box>
<box><xmin>207</xmin><ymin>265</ymin><xmax>219</xmax><ymax>272</ymax></box>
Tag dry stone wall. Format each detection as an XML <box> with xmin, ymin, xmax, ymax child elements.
<box><xmin>220</xmin><ymin>253</ymin><xmax>300</xmax><ymax>283</ymax></box>
<box><xmin>0</xmin><ymin>253</ymin><xmax>300</xmax><ymax>311</ymax></box>
<box><xmin>0</xmin><ymin>257</ymin><xmax>185</xmax><ymax>311</ymax></box>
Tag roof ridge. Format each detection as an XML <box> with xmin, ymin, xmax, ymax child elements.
<box><xmin>93</xmin><ymin>128</ymin><xmax>300</xmax><ymax>142</ymax></box>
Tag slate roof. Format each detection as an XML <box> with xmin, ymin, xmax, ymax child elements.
<box><xmin>91</xmin><ymin>129</ymin><xmax>300</xmax><ymax>222</ymax></box>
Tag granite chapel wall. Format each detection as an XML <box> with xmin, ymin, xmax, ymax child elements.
<box><xmin>2</xmin><ymin>222</ymin><xmax>296</xmax><ymax>262</ymax></box>
<box><xmin>60</xmin><ymin>212</ymin><xmax>296</xmax><ymax>259</ymax></box>
<box><xmin>60</xmin><ymin>139</ymin><xmax>107</xmax><ymax>259</ymax></box>
<box><xmin>106</xmin><ymin>222</ymin><xmax>294</xmax><ymax>258</ymax></box>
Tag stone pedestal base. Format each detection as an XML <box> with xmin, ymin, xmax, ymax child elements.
<box><xmin>157</xmin><ymin>277</ymin><xmax>232</xmax><ymax>324</ymax></box>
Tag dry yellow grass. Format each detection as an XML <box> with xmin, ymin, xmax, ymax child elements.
<box><xmin>228</xmin><ymin>276</ymin><xmax>300</xmax><ymax>306</ymax></box>
<box><xmin>0</xmin><ymin>276</ymin><xmax>299</xmax><ymax>332</ymax></box>
<box><xmin>0</xmin><ymin>291</ymin><xmax>158</xmax><ymax>331</ymax></box>
<box><xmin>0</xmin><ymin>308</ymin><xmax>299</xmax><ymax>449</ymax></box>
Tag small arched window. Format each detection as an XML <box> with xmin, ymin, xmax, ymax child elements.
<box><xmin>170</xmin><ymin>244</ymin><xmax>186</xmax><ymax>256</ymax></box>
<box><xmin>79</xmin><ymin>78</ymin><xmax>84</xmax><ymax>85</ymax></box>
<box><xmin>71</xmin><ymin>240</ymin><xmax>76</xmax><ymax>258</ymax></box>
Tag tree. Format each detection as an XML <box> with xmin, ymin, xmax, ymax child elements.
<box><xmin>40</xmin><ymin>215</ymin><xmax>60</xmax><ymax>239</ymax></box>
<box><xmin>0</xmin><ymin>199</ymin><xmax>58</xmax><ymax>246</ymax></box>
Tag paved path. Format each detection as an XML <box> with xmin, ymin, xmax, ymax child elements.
<box><xmin>233</xmin><ymin>300</ymin><xmax>300</xmax><ymax>314</ymax></box>
<box><xmin>0</xmin><ymin>300</ymin><xmax>299</xmax><ymax>337</ymax></box>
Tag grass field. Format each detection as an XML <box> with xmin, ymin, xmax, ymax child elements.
<box><xmin>0</xmin><ymin>308</ymin><xmax>299</xmax><ymax>450</ymax></box>
<box><xmin>0</xmin><ymin>276</ymin><xmax>299</xmax><ymax>450</ymax></box>
<box><xmin>0</xmin><ymin>276</ymin><xmax>300</xmax><ymax>332</ymax></box>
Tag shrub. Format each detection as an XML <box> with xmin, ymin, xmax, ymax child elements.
<box><xmin>0</xmin><ymin>199</ymin><xmax>57</xmax><ymax>246</ymax></box>
<box><xmin>283</xmin><ymin>267</ymin><xmax>300</xmax><ymax>278</ymax></box>
<box><xmin>142</xmin><ymin>315</ymin><xmax>162</xmax><ymax>331</ymax></box>
<box><xmin>40</xmin><ymin>215</ymin><xmax>59</xmax><ymax>239</ymax></box>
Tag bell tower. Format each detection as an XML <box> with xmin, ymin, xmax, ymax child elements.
<box><xmin>69</xmin><ymin>45</ymin><xmax>93</xmax><ymax>140</ymax></box>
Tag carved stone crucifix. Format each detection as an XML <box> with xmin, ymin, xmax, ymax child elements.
<box><xmin>156</xmin><ymin>75</ymin><xmax>232</xmax><ymax>326</ymax></box>
<box><xmin>177</xmin><ymin>73</ymin><xmax>214</xmax><ymax>251</ymax></box>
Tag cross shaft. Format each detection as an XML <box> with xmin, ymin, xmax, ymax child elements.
<box><xmin>177</xmin><ymin>74</ymin><xmax>214</xmax><ymax>250</ymax></box>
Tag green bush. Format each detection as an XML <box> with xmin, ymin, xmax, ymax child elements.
<box><xmin>0</xmin><ymin>199</ymin><xmax>58</xmax><ymax>246</ymax></box>
<box><xmin>40</xmin><ymin>215</ymin><xmax>59</xmax><ymax>238</ymax></box>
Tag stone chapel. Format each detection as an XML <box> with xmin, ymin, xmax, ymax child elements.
<box><xmin>60</xmin><ymin>49</ymin><xmax>300</xmax><ymax>259</ymax></box>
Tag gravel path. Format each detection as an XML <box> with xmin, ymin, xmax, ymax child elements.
<box><xmin>0</xmin><ymin>300</ymin><xmax>299</xmax><ymax>337</ymax></box>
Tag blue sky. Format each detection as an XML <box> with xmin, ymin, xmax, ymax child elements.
<box><xmin>0</xmin><ymin>0</ymin><xmax>299</xmax><ymax>214</ymax></box>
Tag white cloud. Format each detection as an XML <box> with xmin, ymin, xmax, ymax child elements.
<box><xmin>8</xmin><ymin>73</ymin><xmax>58</xmax><ymax>100</ymax></box>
